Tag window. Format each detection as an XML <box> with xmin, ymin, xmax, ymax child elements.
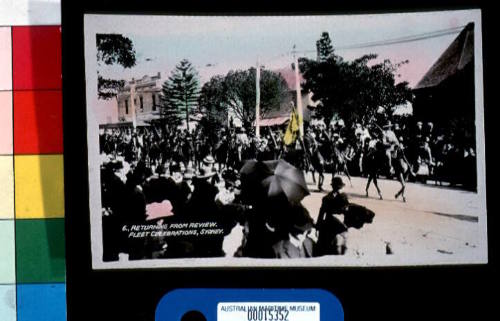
<box><xmin>140</xmin><ymin>96</ymin><xmax>144</xmax><ymax>110</ymax></box>
<box><xmin>125</xmin><ymin>99</ymin><xmax>129</xmax><ymax>114</ymax></box>
<box><xmin>152</xmin><ymin>94</ymin><xmax>156</xmax><ymax>111</ymax></box>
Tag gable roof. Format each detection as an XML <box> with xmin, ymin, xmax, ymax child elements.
<box><xmin>415</xmin><ymin>22</ymin><xmax>474</xmax><ymax>90</ymax></box>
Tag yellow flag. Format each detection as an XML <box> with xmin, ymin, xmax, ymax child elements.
<box><xmin>284</xmin><ymin>108</ymin><xmax>300</xmax><ymax>145</ymax></box>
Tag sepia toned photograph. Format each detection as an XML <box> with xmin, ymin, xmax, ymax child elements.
<box><xmin>83</xmin><ymin>10</ymin><xmax>487</xmax><ymax>269</ymax></box>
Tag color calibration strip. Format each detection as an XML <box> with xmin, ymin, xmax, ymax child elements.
<box><xmin>1</xmin><ymin>13</ymin><xmax>66</xmax><ymax>321</ymax></box>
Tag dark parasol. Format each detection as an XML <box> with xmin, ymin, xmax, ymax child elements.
<box><xmin>240</xmin><ymin>159</ymin><xmax>309</xmax><ymax>203</ymax></box>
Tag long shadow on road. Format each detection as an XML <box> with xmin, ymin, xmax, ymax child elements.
<box><xmin>424</xmin><ymin>211</ymin><xmax>478</xmax><ymax>223</ymax></box>
<box><xmin>345</xmin><ymin>191</ymin><xmax>479</xmax><ymax>223</ymax></box>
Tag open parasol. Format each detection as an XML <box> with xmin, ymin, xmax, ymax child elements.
<box><xmin>240</xmin><ymin>159</ymin><xmax>309</xmax><ymax>203</ymax></box>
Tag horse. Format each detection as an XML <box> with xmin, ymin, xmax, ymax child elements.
<box><xmin>194</xmin><ymin>138</ymin><xmax>212</xmax><ymax>170</ymax></box>
<box><xmin>300</xmin><ymin>139</ymin><xmax>326</xmax><ymax>192</ymax></box>
<box><xmin>363</xmin><ymin>140</ymin><xmax>385</xmax><ymax>200</ymax></box>
<box><xmin>180</xmin><ymin>139</ymin><xmax>194</xmax><ymax>169</ymax></box>
<box><xmin>330</xmin><ymin>144</ymin><xmax>353</xmax><ymax>187</ymax></box>
<box><xmin>214</xmin><ymin>138</ymin><xmax>229</xmax><ymax>172</ymax></box>
<box><xmin>304</xmin><ymin>133</ymin><xmax>352</xmax><ymax>191</ymax></box>
<box><xmin>385</xmin><ymin>146</ymin><xmax>409</xmax><ymax>201</ymax></box>
<box><xmin>227</xmin><ymin>140</ymin><xmax>244</xmax><ymax>170</ymax></box>
<box><xmin>364</xmin><ymin>140</ymin><xmax>412</xmax><ymax>201</ymax></box>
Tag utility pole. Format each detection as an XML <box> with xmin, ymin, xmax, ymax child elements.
<box><xmin>255</xmin><ymin>59</ymin><xmax>261</xmax><ymax>138</ymax></box>
<box><xmin>292</xmin><ymin>45</ymin><xmax>304</xmax><ymax>137</ymax></box>
<box><xmin>130</xmin><ymin>82</ymin><xmax>137</xmax><ymax>128</ymax></box>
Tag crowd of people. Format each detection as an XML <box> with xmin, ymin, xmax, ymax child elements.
<box><xmin>98</xmin><ymin>116</ymin><xmax>476</xmax><ymax>261</ymax></box>
<box><xmin>302</xmin><ymin>118</ymin><xmax>477</xmax><ymax>191</ymax></box>
<box><xmin>100</xmin><ymin>116</ymin><xmax>477</xmax><ymax>192</ymax></box>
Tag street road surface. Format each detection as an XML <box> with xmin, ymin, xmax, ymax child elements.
<box><xmin>301</xmin><ymin>174</ymin><xmax>487</xmax><ymax>265</ymax></box>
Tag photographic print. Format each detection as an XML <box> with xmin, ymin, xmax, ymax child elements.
<box><xmin>83</xmin><ymin>10</ymin><xmax>487</xmax><ymax>269</ymax></box>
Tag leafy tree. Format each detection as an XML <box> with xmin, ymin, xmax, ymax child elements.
<box><xmin>198</xmin><ymin>75</ymin><xmax>227</xmax><ymax>120</ymax></box>
<box><xmin>160</xmin><ymin>59</ymin><xmax>200</xmax><ymax>131</ymax></box>
<box><xmin>198</xmin><ymin>68</ymin><xmax>289</xmax><ymax>131</ymax></box>
<box><xmin>97</xmin><ymin>34</ymin><xmax>136</xmax><ymax>67</ymax></box>
<box><xmin>96</xmin><ymin>34</ymin><xmax>136</xmax><ymax>100</ymax></box>
<box><xmin>197</xmin><ymin>75</ymin><xmax>228</xmax><ymax>139</ymax></box>
<box><xmin>97</xmin><ymin>76</ymin><xmax>125</xmax><ymax>100</ymax></box>
<box><xmin>300</xmin><ymin>32</ymin><xmax>412</xmax><ymax>125</ymax></box>
<box><xmin>223</xmin><ymin>68</ymin><xmax>289</xmax><ymax>130</ymax></box>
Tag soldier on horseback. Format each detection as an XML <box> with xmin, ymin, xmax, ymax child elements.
<box><xmin>381</xmin><ymin>121</ymin><xmax>400</xmax><ymax>176</ymax></box>
<box><xmin>331</xmin><ymin>133</ymin><xmax>353</xmax><ymax>187</ymax></box>
<box><xmin>304</xmin><ymin>126</ymin><xmax>326</xmax><ymax>191</ymax></box>
<box><xmin>392</xmin><ymin>137</ymin><xmax>413</xmax><ymax>202</ymax></box>
<box><xmin>364</xmin><ymin>133</ymin><xmax>384</xmax><ymax>200</ymax></box>
<box><xmin>366</xmin><ymin>121</ymin><xmax>413</xmax><ymax>202</ymax></box>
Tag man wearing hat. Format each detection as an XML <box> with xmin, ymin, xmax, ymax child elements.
<box><xmin>272</xmin><ymin>203</ymin><xmax>315</xmax><ymax>259</ymax></box>
<box><xmin>198</xmin><ymin>154</ymin><xmax>220</xmax><ymax>184</ymax></box>
<box><xmin>382</xmin><ymin>121</ymin><xmax>400</xmax><ymax>174</ymax></box>
<box><xmin>314</xmin><ymin>176</ymin><xmax>350</xmax><ymax>256</ymax></box>
<box><xmin>186</xmin><ymin>163</ymin><xmax>219</xmax><ymax>216</ymax></box>
<box><xmin>383</xmin><ymin>121</ymin><xmax>399</xmax><ymax>143</ymax></box>
<box><xmin>235</xmin><ymin>128</ymin><xmax>249</xmax><ymax>162</ymax></box>
<box><xmin>202</xmin><ymin>154</ymin><xmax>215</xmax><ymax>166</ymax></box>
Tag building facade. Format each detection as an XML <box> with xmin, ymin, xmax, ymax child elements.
<box><xmin>117</xmin><ymin>72</ymin><xmax>163</xmax><ymax>126</ymax></box>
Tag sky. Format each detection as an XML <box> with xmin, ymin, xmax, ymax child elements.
<box><xmin>87</xmin><ymin>9</ymin><xmax>481</xmax><ymax>122</ymax></box>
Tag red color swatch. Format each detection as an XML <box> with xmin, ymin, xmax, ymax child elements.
<box><xmin>12</xmin><ymin>26</ymin><xmax>62</xmax><ymax>90</ymax></box>
<box><xmin>14</xmin><ymin>91</ymin><xmax>63</xmax><ymax>154</ymax></box>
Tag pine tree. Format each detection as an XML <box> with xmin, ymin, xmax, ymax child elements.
<box><xmin>160</xmin><ymin>81</ymin><xmax>182</xmax><ymax>127</ymax></box>
<box><xmin>160</xmin><ymin>59</ymin><xmax>200</xmax><ymax>131</ymax></box>
<box><xmin>316</xmin><ymin>32</ymin><xmax>335</xmax><ymax>62</ymax></box>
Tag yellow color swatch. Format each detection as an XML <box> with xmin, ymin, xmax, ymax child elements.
<box><xmin>15</xmin><ymin>155</ymin><xmax>64</xmax><ymax>219</ymax></box>
<box><xmin>0</xmin><ymin>156</ymin><xmax>14</xmax><ymax>219</ymax></box>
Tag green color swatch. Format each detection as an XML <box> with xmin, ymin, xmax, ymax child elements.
<box><xmin>16</xmin><ymin>218</ymin><xmax>65</xmax><ymax>283</ymax></box>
